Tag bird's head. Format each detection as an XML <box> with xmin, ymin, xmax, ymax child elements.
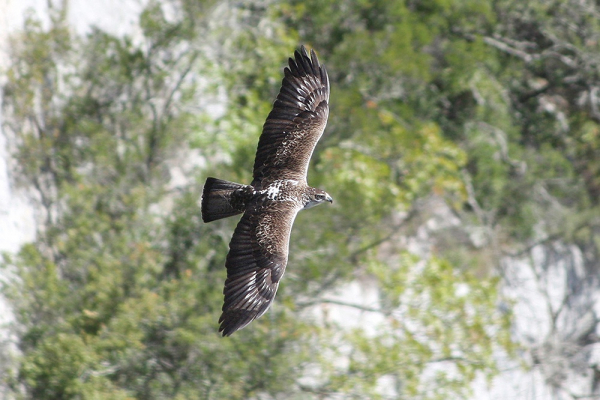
<box><xmin>303</xmin><ymin>187</ymin><xmax>333</xmax><ymax>210</ymax></box>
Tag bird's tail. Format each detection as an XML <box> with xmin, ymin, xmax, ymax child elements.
<box><xmin>201</xmin><ymin>177</ymin><xmax>251</xmax><ymax>223</ymax></box>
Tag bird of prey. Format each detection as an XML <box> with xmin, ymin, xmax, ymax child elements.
<box><xmin>201</xmin><ymin>46</ymin><xmax>332</xmax><ymax>336</ymax></box>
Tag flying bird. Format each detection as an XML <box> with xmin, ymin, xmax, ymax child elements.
<box><xmin>201</xmin><ymin>46</ymin><xmax>332</xmax><ymax>336</ymax></box>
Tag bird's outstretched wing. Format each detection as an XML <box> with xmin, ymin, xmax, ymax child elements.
<box><xmin>252</xmin><ymin>46</ymin><xmax>330</xmax><ymax>189</ymax></box>
<box><xmin>218</xmin><ymin>201</ymin><xmax>299</xmax><ymax>336</ymax></box>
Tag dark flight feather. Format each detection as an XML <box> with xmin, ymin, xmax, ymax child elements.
<box><xmin>219</xmin><ymin>203</ymin><xmax>296</xmax><ymax>336</ymax></box>
<box><xmin>252</xmin><ymin>46</ymin><xmax>330</xmax><ymax>189</ymax></box>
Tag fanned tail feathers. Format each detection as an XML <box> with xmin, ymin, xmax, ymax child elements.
<box><xmin>201</xmin><ymin>177</ymin><xmax>253</xmax><ymax>223</ymax></box>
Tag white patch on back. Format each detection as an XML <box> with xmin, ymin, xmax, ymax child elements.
<box><xmin>266</xmin><ymin>184</ymin><xmax>280</xmax><ymax>199</ymax></box>
<box><xmin>263</xmin><ymin>180</ymin><xmax>299</xmax><ymax>200</ymax></box>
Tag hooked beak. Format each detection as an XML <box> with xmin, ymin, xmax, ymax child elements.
<box><xmin>326</xmin><ymin>194</ymin><xmax>333</xmax><ymax>204</ymax></box>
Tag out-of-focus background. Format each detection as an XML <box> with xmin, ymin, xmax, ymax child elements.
<box><xmin>1</xmin><ymin>0</ymin><xmax>599</xmax><ymax>399</ymax></box>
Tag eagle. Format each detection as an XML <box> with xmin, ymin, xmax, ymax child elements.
<box><xmin>201</xmin><ymin>46</ymin><xmax>332</xmax><ymax>336</ymax></box>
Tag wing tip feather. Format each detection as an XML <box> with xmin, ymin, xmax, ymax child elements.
<box><xmin>289</xmin><ymin>45</ymin><xmax>326</xmax><ymax>82</ymax></box>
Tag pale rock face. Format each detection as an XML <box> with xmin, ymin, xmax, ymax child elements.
<box><xmin>0</xmin><ymin>0</ymin><xmax>41</xmax><ymax>380</ymax></box>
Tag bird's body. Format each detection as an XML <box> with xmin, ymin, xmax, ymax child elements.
<box><xmin>201</xmin><ymin>46</ymin><xmax>331</xmax><ymax>336</ymax></box>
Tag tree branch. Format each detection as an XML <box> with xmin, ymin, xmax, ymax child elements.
<box><xmin>483</xmin><ymin>36</ymin><xmax>535</xmax><ymax>63</ymax></box>
<box><xmin>298</xmin><ymin>298</ymin><xmax>382</xmax><ymax>313</ymax></box>
<box><xmin>349</xmin><ymin>209</ymin><xmax>417</xmax><ymax>262</ymax></box>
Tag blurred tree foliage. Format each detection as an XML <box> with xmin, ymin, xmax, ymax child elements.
<box><xmin>3</xmin><ymin>0</ymin><xmax>598</xmax><ymax>398</ymax></box>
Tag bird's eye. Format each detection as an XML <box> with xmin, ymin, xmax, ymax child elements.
<box><xmin>316</xmin><ymin>194</ymin><xmax>324</xmax><ymax>200</ymax></box>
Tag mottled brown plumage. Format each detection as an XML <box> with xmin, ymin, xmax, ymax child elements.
<box><xmin>201</xmin><ymin>46</ymin><xmax>332</xmax><ymax>336</ymax></box>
